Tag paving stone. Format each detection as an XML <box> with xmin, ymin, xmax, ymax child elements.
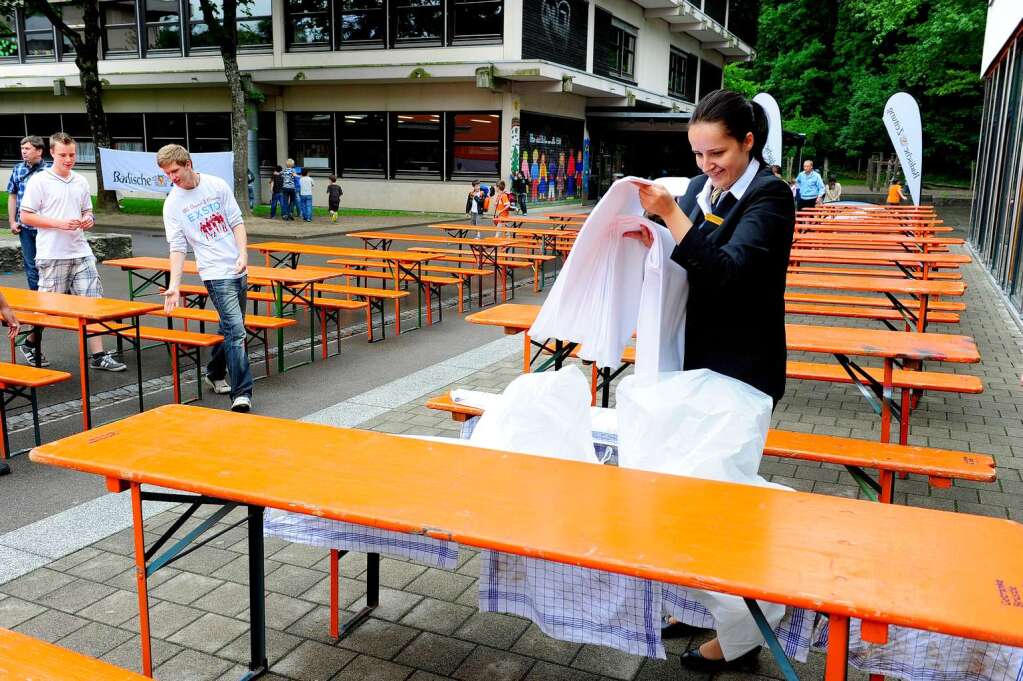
<box><xmin>239</xmin><ymin>591</ymin><xmax>316</xmax><ymax>631</ymax></box>
<box><xmin>266</xmin><ymin>562</ymin><xmax>326</xmax><ymax>598</ymax></box>
<box><xmin>408</xmin><ymin>672</ymin><xmax>454</xmax><ymax>681</ymax></box>
<box><xmin>406</xmin><ymin>567</ymin><xmax>477</xmax><ymax>601</ymax></box>
<box><xmin>218</xmin><ymin>626</ymin><xmax>303</xmax><ymax>665</ymax></box>
<box><xmin>333</xmin><ymin>653</ymin><xmax>415</xmax><ymax>681</ymax></box>
<box><xmin>0</xmin><ymin>568</ymin><xmax>77</xmax><ymax>601</ymax></box>
<box><xmin>150</xmin><ymin>572</ymin><xmax>224</xmax><ymax>605</ymax></box>
<box><xmin>44</xmin><ymin>547</ymin><xmax>102</xmax><ymax>572</ymax></box>
<box><xmin>400</xmin><ymin>597</ymin><xmax>475</xmax><ymax>636</ymax></box>
<box><xmin>171</xmin><ymin>546</ymin><xmax>243</xmax><ymax>577</ymax></box>
<box><xmin>269</xmin><ymin>542</ymin><xmax>328</xmax><ymax>569</ymax></box>
<box><xmin>56</xmin><ymin>620</ymin><xmax>135</xmax><ymax>658</ymax></box>
<box><xmin>379</xmin><ymin>558</ymin><xmax>429</xmax><ymax>590</ymax></box>
<box><xmin>349</xmin><ymin>586</ymin><xmax>424</xmax><ymax>623</ymax></box>
<box><xmin>453</xmin><ymin>644</ymin><xmax>534</xmax><ymax>681</ymax></box>
<box><xmin>77</xmin><ymin>588</ymin><xmax>144</xmax><ymax>626</ymax></box>
<box><xmin>300</xmin><ymin>575</ymin><xmax>368</xmax><ymax>610</ymax></box>
<box><xmin>168</xmin><ymin>612</ymin><xmax>250</xmax><ymax>654</ymax></box>
<box><xmin>523</xmin><ymin>661</ymin><xmax>601</xmax><ymax>681</ymax></box>
<box><xmin>190</xmin><ymin>580</ymin><xmax>251</xmax><ymax>618</ymax></box>
<box><xmin>101</xmin><ymin>635</ymin><xmax>183</xmax><ymax>674</ymax></box>
<box><xmin>571</xmin><ymin>644</ymin><xmax>646</xmax><ymax>681</ymax></box>
<box><xmin>37</xmin><ymin>578</ymin><xmax>117</xmax><ymax>614</ymax></box>
<box><xmin>105</xmin><ymin>565</ymin><xmax>181</xmax><ymax>592</ymax></box>
<box><xmin>284</xmin><ymin>604</ymin><xmax>338</xmax><ymax>641</ymax></box>
<box><xmin>334</xmin><ymin>616</ymin><xmax>421</xmax><ymax>659</ymax></box>
<box><xmin>67</xmin><ymin>551</ymin><xmax>136</xmax><ymax>583</ymax></box>
<box><xmin>13</xmin><ymin>609</ymin><xmax>89</xmax><ymax>642</ymax></box>
<box><xmin>454</xmin><ymin>611</ymin><xmax>531</xmax><ymax>649</ymax></box>
<box><xmin>271</xmin><ymin>639</ymin><xmax>356</xmax><ymax>681</ymax></box>
<box><xmin>211</xmin><ymin>555</ymin><xmax>282</xmax><ymax>585</ymax></box>
<box><xmin>124</xmin><ymin>601</ymin><xmax>205</xmax><ymax>639</ymax></box>
<box><xmin>154</xmin><ymin>649</ymin><xmax>235</xmax><ymax>681</ymax></box>
<box><xmin>394</xmin><ymin>631</ymin><xmax>475</xmax><ymax>676</ymax></box>
<box><xmin>0</xmin><ymin>597</ymin><xmax>46</xmax><ymax>628</ymax></box>
<box><xmin>510</xmin><ymin>624</ymin><xmax>582</xmax><ymax>666</ymax></box>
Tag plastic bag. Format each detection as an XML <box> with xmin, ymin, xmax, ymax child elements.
<box><xmin>468</xmin><ymin>366</ymin><xmax>598</xmax><ymax>464</ymax></box>
<box><xmin>616</xmin><ymin>369</ymin><xmax>775</xmax><ymax>485</ymax></box>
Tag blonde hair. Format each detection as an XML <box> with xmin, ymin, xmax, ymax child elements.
<box><xmin>49</xmin><ymin>132</ymin><xmax>75</xmax><ymax>149</ymax></box>
<box><xmin>286</xmin><ymin>158</ymin><xmax>295</xmax><ymax>168</ymax></box>
<box><xmin>156</xmin><ymin>144</ymin><xmax>191</xmax><ymax>168</ymax></box>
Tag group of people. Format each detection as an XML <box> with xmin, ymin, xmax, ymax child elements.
<box><xmin>266</xmin><ymin>160</ymin><xmax>344</xmax><ymax>223</ymax></box>
<box><xmin>464</xmin><ymin>179</ymin><xmax>513</xmax><ymax>234</ymax></box>
<box><xmin>769</xmin><ymin>160</ymin><xmax>843</xmax><ymax>208</ymax></box>
<box><xmin>6</xmin><ymin>133</ymin><xmax>255</xmax><ymax>415</ymax></box>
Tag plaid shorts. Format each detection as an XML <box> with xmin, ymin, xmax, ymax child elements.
<box><xmin>36</xmin><ymin>256</ymin><xmax>103</xmax><ymax>297</ymax></box>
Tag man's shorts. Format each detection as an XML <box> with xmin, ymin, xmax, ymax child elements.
<box><xmin>36</xmin><ymin>256</ymin><xmax>104</xmax><ymax>297</ymax></box>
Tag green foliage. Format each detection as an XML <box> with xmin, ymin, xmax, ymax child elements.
<box><xmin>724</xmin><ymin>0</ymin><xmax>986</xmax><ymax>177</ymax></box>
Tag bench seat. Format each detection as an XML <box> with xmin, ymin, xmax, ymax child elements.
<box><xmin>785</xmin><ymin>302</ymin><xmax>960</xmax><ymax>325</ymax></box>
<box><xmin>788</xmin><ymin>265</ymin><xmax>962</xmax><ymax>280</ymax></box>
<box><xmin>784</xmin><ymin>291</ymin><xmax>966</xmax><ymax>312</ymax></box>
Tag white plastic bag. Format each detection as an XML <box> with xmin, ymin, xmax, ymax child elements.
<box><xmin>468</xmin><ymin>366</ymin><xmax>598</xmax><ymax>464</ymax></box>
<box><xmin>616</xmin><ymin>369</ymin><xmax>775</xmax><ymax>485</ymax></box>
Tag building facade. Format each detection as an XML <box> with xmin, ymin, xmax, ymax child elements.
<box><xmin>0</xmin><ymin>0</ymin><xmax>754</xmax><ymax>211</ymax></box>
<box><xmin>970</xmin><ymin>0</ymin><xmax>1023</xmax><ymax>316</ymax></box>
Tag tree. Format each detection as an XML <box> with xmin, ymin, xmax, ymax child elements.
<box><xmin>194</xmin><ymin>0</ymin><xmax>254</xmax><ymax>215</ymax></box>
<box><xmin>3</xmin><ymin>0</ymin><xmax>119</xmax><ymax>211</ymax></box>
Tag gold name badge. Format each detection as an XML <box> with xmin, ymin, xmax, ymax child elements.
<box><xmin>704</xmin><ymin>212</ymin><xmax>724</xmax><ymax>226</ymax></box>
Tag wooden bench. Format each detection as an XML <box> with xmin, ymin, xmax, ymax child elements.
<box><xmin>0</xmin><ymin>627</ymin><xmax>152</xmax><ymax>680</ymax></box>
<box><xmin>116</xmin><ymin>326</ymin><xmax>223</xmax><ymax>404</ymax></box>
<box><xmin>0</xmin><ymin>361</ymin><xmax>71</xmax><ymax>472</ymax></box>
<box><xmin>321</xmin><ymin>264</ymin><xmax>461</xmax><ymax>322</ymax></box>
<box><xmin>424</xmin><ymin>393</ymin><xmax>995</xmax><ymax>504</ymax></box>
<box><xmin>151</xmin><ymin>308</ymin><xmax>298</xmax><ymax>376</ymax></box>
<box><xmin>789</xmin><ymin>265</ymin><xmax>962</xmax><ymax>280</ymax></box>
<box><xmin>785</xmin><ymin>291</ymin><xmax>966</xmax><ymax>312</ymax></box>
<box><xmin>408</xmin><ymin>246</ymin><xmax>555</xmax><ymax>293</ymax></box>
<box><xmin>314</xmin><ymin>283</ymin><xmax>408</xmax><ymax>340</ymax></box>
<box><xmin>326</xmin><ymin>258</ymin><xmax>491</xmax><ymax>313</ymax></box>
<box><xmin>786</xmin><ymin>302</ymin><xmax>961</xmax><ymax>329</ymax></box>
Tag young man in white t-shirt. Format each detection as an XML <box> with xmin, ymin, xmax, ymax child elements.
<box><xmin>157</xmin><ymin>144</ymin><xmax>252</xmax><ymax>412</ymax></box>
<box><xmin>19</xmin><ymin>132</ymin><xmax>126</xmax><ymax>372</ymax></box>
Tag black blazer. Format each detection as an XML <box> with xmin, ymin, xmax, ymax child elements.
<box><xmin>670</xmin><ymin>165</ymin><xmax>795</xmax><ymax>405</ymax></box>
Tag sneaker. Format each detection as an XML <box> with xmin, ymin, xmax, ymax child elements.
<box><xmin>90</xmin><ymin>352</ymin><xmax>127</xmax><ymax>372</ymax></box>
<box><xmin>204</xmin><ymin>375</ymin><xmax>231</xmax><ymax>395</ymax></box>
<box><xmin>231</xmin><ymin>395</ymin><xmax>251</xmax><ymax>413</ymax></box>
<box><xmin>19</xmin><ymin>344</ymin><xmax>50</xmax><ymax>367</ymax></box>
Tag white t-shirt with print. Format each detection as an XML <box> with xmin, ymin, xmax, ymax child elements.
<box><xmin>299</xmin><ymin>175</ymin><xmax>314</xmax><ymax>196</ymax></box>
<box><xmin>19</xmin><ymin>169</ymin><xmax>94</xmax><ymax>261</ymax></box>
<box><xmin>163</xmin><ymin>173</ymin><xmax>245</xmax><ymax>281</ymax></box>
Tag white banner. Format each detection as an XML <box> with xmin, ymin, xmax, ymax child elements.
<box><xmin>753</xmin><ymin>92</ymin><xmax>782</xmax><ymax>168</ymax></box>
<box><xmin>882</xmin><ymin>93</ymin><xmax>922</xmax><ymax>206</ymax></box>
<box><xmin>99</xmin><ymin>148</ymin><xmax>235</xmax><ymax>194</ymax></box>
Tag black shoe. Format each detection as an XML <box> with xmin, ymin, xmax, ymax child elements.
<box><xmin>679</xmin><ymin>646</ymin><xmax>761</xmax><ymax>673</ymax></box>
<box><xmin>661</xmin><ymin>620</ymin><xmax>704</xmax><ymax>639</ymax></box>
<box><xmin>0</xmin><ymin>461</ymin><xmax>10</xmax><ymax>476</ymax></box>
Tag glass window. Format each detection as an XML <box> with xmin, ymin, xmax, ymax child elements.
<box><xmin>188</xmin><ymin>0</ymin><xmax>219</xmax><ymax>49</ymax></box>
<box><xmin>286</xmin><ymin>0</ymin><xmax>331</xmax><ymax>49</ymax></box>
<box><xmin>287</xmin><ymin>112</ymin><xmax>334</xmax><ymax>170</ymax></box>
<box><xmin>24</xmin><ymin>11</ymin><xmax>56</xmax><ymax>59</ymax></box>
<box><xmin>145</xmin><ymin>0</ymin><xmax>182</xmax><ymax>52</ymax></box>
<box><xmin>391</xmin><ymin>0</ymin><xmax>442</xmax><ymax>45</ymax></box>
<box><xmin>109</xmin><ymin>113</ymin><xmax>145</xmax><ymax>150</ymax></box>
<box><xmin>0</xmin><ymin>115</ymin><xmax>26</xmax><ymax>163</ymax></box>
<box><xmin>257</xmin><ymin>111</ymin><xmax>277</xmax><ymax>168</ymax></box>
<box><xmin>338</xmin><ymin>0</ymin><xmax>385</xmax><ymax>46</ymax></box>
<box><xmin>236</xmin><ymin>0</ymin><xmax>272</xmax><ymax>47</ymax></box>
<box><xmin>188</xmin><ymin>112</ymin><xmax>231</xmax><ymax>152</ymax></box>
<box><xmin>448</xmin><ymin>113</ymin><xmax>499</xmax><ymax>178</ymax></box>
<box><xmin>28</xmin><ymin>114</ymin><xmax>63</xmax><ymax>141</ymax></box>
<box><xmin>449</xmin><ymin>0</ymin><xmax>501</xmax><ymax>42</ymax></box>
<box><xmin>56</xmin><ymin>3</ymin><xmax>86</xmax><ymax>58</ymax></box>
<box><xmin>145</xmin><ymin>112</ymin><xmax>187</xmax><ymax>151</ymax></box>
<box><xmin>339</xmin><ymin>112</ymin><xmax>386</xmax><ymax>177</ymax></box>
<box><xmin>102</xmin><ymin>0</ymin><xmax>140</xmax><ymax>56</ymax></box>
<box><xmin>668</xmin><ymin>47</ymin><xmax>696</xmax><ymax>102</ymax></box>
<box><xmin>59</xmin><ymin>113</ymin><xmax>97</xmax><ymax>163</ymax></box>
<box><xmin>390</xmin><ymin>113</ymin><xmax>441</xmax><ymax>179</ymax></box>
<box><xmin>593</xmin><ymin>9</ymin><xmax>635</xmax><ymax>82</ymax></box>
<box><xmin>702</xmin><ymin>0</ymin><xmax>726</xmax><ymax>25</ymax></box>
<box><xmin>0</xmin><ymin>13</ymin><xmax>18</xmax><ymax>61</ymax></box>
<box><xmin>699</xmin><ymin>59</ymin><xmax>722</xmax><ymax>100</ymax></box>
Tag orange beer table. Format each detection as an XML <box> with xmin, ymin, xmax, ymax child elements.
<box><xmin>29</xmin><ymin>404</ymin><xmax>1023</xmax><ymax>681</ymax></box>
<box><xmin>788</xmin><ymin>249</ymin><xmax>971</xmax><ymax>285</ymax></box>
<box><xmin>104</xmin><ymin>257</ymin><xmax>345</xmax><ymax>372</ymax></box>
<box><xmin>0</xmin><ymin>627</ymin><xmax>153</xmax><ymax>680</ymax></box>
<box><xmin>465</xmin><ymin>303</ymin><xmax>980</xmax><ymax>446</ymax></box>
<box><xmin>0</xmin><ymin>286</ymin><xmax>161</xmax><ymax>430</ymax></box>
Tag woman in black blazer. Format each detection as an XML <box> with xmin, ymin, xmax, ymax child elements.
<box><xmin>628</xmin><ymin>89</ymin><xmax>795</xmax><ymax>672</ymax></box>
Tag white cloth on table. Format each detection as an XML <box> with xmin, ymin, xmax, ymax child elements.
<box><xmin>529</xmin><ymin>176</ymin><xmax>689</xmax><ymax>371</ymax></box>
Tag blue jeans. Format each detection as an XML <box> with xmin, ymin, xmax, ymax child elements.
<box><xmin>282</xmin><ymin>188</ymin><xmax>296</xmax><ymax>220</ymax></box>
<box><xmin>18</xmin><ymin>227</ymin><xmax>38</xmax><ymax>290</ymax></box>
<box><xmin>299</xmin><ymin>195</ymin><xmax>313</xmax><ymax>221</ymax></box>
<box><xmin>205</xmin><ymin>276</ymin><xmax>253</xmax><ymax>400</ymax></box>
<box><xmin>270</xmin><ymin>192</ymin><xmax>284</xmax><ymax>218</ymax></box>
<box><xmin>248</xmin><ymin>183</ymin><xmax>255</xmax><ymax>210</ymax></box>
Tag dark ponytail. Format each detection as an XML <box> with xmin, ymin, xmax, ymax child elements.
<box><xmin>691</xmin><ymin>89</ymin><xmax>768</xmax><ymax>164</ymax></box>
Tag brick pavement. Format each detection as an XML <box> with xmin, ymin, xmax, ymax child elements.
<box><xmin>1</xmin><ymin>206</ymin><xmax>1021</xmax><ymax>680</ymax></box>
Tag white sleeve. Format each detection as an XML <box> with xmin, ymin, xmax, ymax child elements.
<box><xmin>220</xmin><ymin>178</ymin><xmax>244</xmax><ymax>228</ymax></box>
<box><xmin>79</xmin><ymin>178</ymin><xmax>92</xmax><ymax>213</ymax></box>
<box><xmin>19</xmin><ymin>175</ymin><xmax>42</xmax><ymax>214</ymax></box>
<box><xmin>163</xmin><ymin>199</ymin><xmax>188</xmax><ymax>253</ymax></box>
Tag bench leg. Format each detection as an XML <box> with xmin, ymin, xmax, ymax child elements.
<box><xmin>394</xmin><ymin>300</ymin><xmax>401</xmax><ymax>336</ymax></box>
<box><xmin>130</xmin><ymin>484</ymin><xmax>155</xmax><ymax>677</ymax></box>
<box><xmin>425</xmin><ymin>286</ymin><xmax>433</xmax><ymax>326</ymax></box>
<box><xmin>590</xmin><ymin>364</ymin><xmax>598</xmax><ymax>406</ymax></box>
<box><xmin>457</xmin><ymin>281</ymin><xmax>464</xmax><ymax>314</ymax></box>
<box><xmin>320</xmin><ymin>308</ymin><xmax>328</xmax><ymax>361</ymax></box>
<box><xmin>246</xmin><ymin>506</ymin><xmax>269</xmax><ymax>676</ymax></box>
<box><xmin>824</xmin><ymin>614</ymin><xmax>849</xmax><ymax>681</ymax></box>
<box><xmin>0</xmin><ymin>389</ymin><xmax>9</xmax><ymax>460</ymax></box>
<box><xmin>330</xmin><ymin>551</ymin><xmax>380</xmax><ymax>640</ymax></box>
<box><xmin>171</xmin><ymin>345</ymin><xmax>181</xmax><ymax>405</ymax></box>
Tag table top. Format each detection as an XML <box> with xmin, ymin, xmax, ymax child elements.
<box><xmin>248</xmin><ymin>241</ymin><xmax>434</xmax><ymax>264</ymax></box>
<box><xmin>793</xmin><ymin>234</ymin><xmax>963</xmax><ymax>246</ymax></box>
<box><xmin>103</xmin><ymin>256</ymin><xmax>342</xmax><ymax>285</ymax></box>
<box><xmin>786</xmin><ymin>272</ymin><xmax>966</xmax><ymax>297</ymax></box>
<box><xmin>794</xmin><ymin>224</ymin><xmax>952</xmax><ymax>234</ymax></box>
<box><xmin>0</xmin><ymin>286</ymin><xmax>161</xmax><ymax>323</ymax></box>
<box><xmin>0</xmin><ymin>627</ymin><xmax>150</xmax><ymax>680</ymax></box>
<box><xmin>788</xmin><ymin>249</ymin><xmax>971</xmax><ymax>266</ymax></box>
<box><xmin>431</xmin><ymin>224</ymin><xmax>578</xmax><ymax>238</ymax></box>
<box><xmin>345</xmin><ymin>231</ymin><xmax>524</xmax><ymax>247</ymax></box>
<box><xmin>465</xmin><ymin>304</ymin><xmax>979</xmax><ymax>362</ymax></box>
<box><xmin>29</xmin><ymin>403</ymin><xmax>1023</xmax><ymax>648</ymax></box>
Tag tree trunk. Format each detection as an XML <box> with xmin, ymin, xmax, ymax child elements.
<box><xmin>222</xmin><ymin>51</ymin><xmax>251</xmax><ymax>216</ymax></box>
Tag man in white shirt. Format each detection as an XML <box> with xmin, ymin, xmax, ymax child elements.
<box><xmin>19</xmin><ymin>132</ymin><xmax>126</xmax><ymax>372</ymax></box>
<box><xmin>157</xmin><ymin>144</ymin><xmax>252</xmax><ymax>412</ymax></box>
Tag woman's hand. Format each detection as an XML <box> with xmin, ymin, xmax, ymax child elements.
<box><xmin>633</xmin><ymin>182</ymin><xmax>679</xmax><ymax>219</ymax></box>
<box><xmin>623</xmin><ymin>225</ymin><xmax>653</xmax><ymax>248</ymax></box>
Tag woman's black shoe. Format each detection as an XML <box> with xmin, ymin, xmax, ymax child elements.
<box><xmin>661</xmin><ymin>620</ymin><xmax>703</xmax><ymax>639</ymax></box>
<box><xmin>679</xmin><ymin>646</ymin><xmax>761</xmax><ymax>672</ymax></box>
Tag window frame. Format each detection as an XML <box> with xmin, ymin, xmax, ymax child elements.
<box><xmin>101</xmin><ymin>0</ymin><xmax>142</xmax><ymax>58</ymax></box>
<box><xmin>337</xmin><ymin>111</ymin><xmax>388</xmax><ymax>178</ymax></box>
<box><xmin>446</xmin><ymin>111</ymin><xmax>500</xmax><ymax>180</ymax></box>
<box><xmin>389</xmin><ymin>0</ymin><xmax>443</xmax><ymax>48</ymax></box>
<box><xmin>389</xmin><ymin>112</ymin><xmax>443</xmax><ymax>180</ymax></box>
<box><xmin>142</xmin><ymin>0</ymin><xmax>184</xmax><ymax>56</ymax></box>
<box><xmin>186</xmin><ymin>0</ymin><xmax>273</xmax><ymax>54</ymax></box>
<box><xmin>447</xmin><ymin>0</ymin><xmax>502</xmax><ymax>45</ymax></box>
<box><xmin>336</xmin><ymin>0</ymin><xmax>386</xmax><ymax>49</ymax></box>
<box><xmin>21</xmin><ymin>8</ymin><xmax>57</xmax><ymax>62</ymax></box>
<box><xmin>668</xmin><ymin>46</ymin><xmax>697</xmax><ymax>102</ymax></box>
<box><xmin>0</xmin><ymin>114</ymin><xmax>28</xmax><ymax>166</ymax></box>
<box><xmin>287</xmin><ymin>111</ymin><xmax>337</xmax><ymax>173</ymax></box>
<box><xmin>285</xmin><ymin>0</ymin><xmax>333</xmax><ymax>51</ymax></box>
<box><xmin>593</xmin><ymin>8</ymin><xmax>636</xmax><ymax>84</ymax></box>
